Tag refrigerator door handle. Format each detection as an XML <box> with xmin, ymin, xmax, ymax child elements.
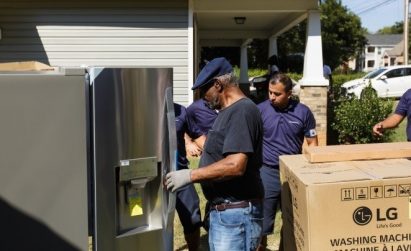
<box><xmin>164</xmin><ymin>87</ymin><xmax>177</xmax><ymax>229</ymax></box>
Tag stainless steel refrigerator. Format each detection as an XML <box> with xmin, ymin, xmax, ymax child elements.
<box><xmin>0</xmin><ymin>67</ymin><xmax>176</xmax><ymax>251</ymax></box>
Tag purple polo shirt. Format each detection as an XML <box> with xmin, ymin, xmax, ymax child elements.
<box><xmin>257</xmin><ymin>99</ymin><xmax>317</xmax><ymax>167</ymax></box>
<box><xmin>174</xmin><ymin>103</ymin><xmax>202</xmax><ymax>168</ymax></box>
<box><xmin>395</xmin><ymin>88</ymin><xmax>411</xmax><ymax>141</ymax></box>
<box><xmin>186</xmin><ymin>99</ymin><xmax>218</xmax><ymax>135</ymax></box>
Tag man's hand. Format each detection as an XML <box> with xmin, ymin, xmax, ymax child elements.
<box><xmin>165</xmin><ymin>169</ymin><xmax>192</xmax><ymax>192</ymax></box>
<box><xmin>186</xmin><ymin>141</ymin><xmax>202</xmax><ymax>157</ymax></box>
<box><xmin>372</xmin><ymin>122</ymin><xmax>384</xmax><ymax>137</ymax></box>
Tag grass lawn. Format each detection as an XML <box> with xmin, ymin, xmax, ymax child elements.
<box><xmin>173</xmin><ymin>157</ymin><xmax>281</xmax><ymax>251</ymax></box>
<box><xmin>390</xmin><ymin>118</ymin><xmax>407</xmax><ymax>142</ymax></box>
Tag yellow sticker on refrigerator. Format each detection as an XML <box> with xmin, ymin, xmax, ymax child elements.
<box><xmin>128</xmin><ymin>188</ymin><xmax>143</xmax><ymax>216</ymax></box>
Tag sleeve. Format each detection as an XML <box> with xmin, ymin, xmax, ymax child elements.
<box><xmin>185</xmin><ymin>112</ymin><xmax>203</xmax><ymax>139</ymax></box>
<box><xmin>303</xmin><ymin>108</ymin><xmax>317</xmax><ymax>138</ymax></box>
<box><xmin>395</xmin><ymin>89</ymin><xmax>411</xmax><ymax>116</ymax></box>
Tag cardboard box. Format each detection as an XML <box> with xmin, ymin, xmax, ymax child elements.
<box><xmin>0</xmin><ymin>61</ymin><xmax>54</xmax><ymax>71</ymax></box>
<box><xmin>280</xmin><ymin>155</ymin><xmax>411</xmax><ymax>251</ymax></box>
<box><xmin>303</xmin><ymin>142</ymin><xmax>411</xmax><ymax>163</ymax></box>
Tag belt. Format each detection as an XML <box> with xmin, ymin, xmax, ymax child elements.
<box><xmin>262</xmin><ymin>164</ymin><xmax>279</xmax><ymax>169</ymax></box>
<box><xmin>211</xmin><ymin>199</ymin><xmax>261</xmax><ymax>211</ymax></box>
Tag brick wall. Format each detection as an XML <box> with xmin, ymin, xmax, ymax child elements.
<box><xmin>299</xmin><ymin>86</ymin><xmax>328</xmax><ymax>146</ymax></box>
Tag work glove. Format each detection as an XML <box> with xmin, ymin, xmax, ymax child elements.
<box><xmin>165</xmin><ymin>169</ymin><xmax>192</xmax><ymax>192</ymax></box>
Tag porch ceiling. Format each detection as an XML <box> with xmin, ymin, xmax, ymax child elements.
<box><xmin>194</xmin><ymin>0</ymin><xmax>319</xmax><ymax>46</ymax></box>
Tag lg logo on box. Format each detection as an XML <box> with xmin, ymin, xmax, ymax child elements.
<box><xmin>353</xmin><ymin>206</ymin><xmax>398</xmax><ymax>226</ymax></box>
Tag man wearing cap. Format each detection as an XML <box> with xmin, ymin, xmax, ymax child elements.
<box><xmin>166</xmin><ymin>57</ymin><xmax>264</xmax><ymax>251</ymax></box>
<box><xmin>256</xmin><ymin>73</ymin><xmax>318</xmax><ymax>251</ymax></box>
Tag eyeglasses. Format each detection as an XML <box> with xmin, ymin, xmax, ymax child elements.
<box><xmin>200</xmin><ymin>79</ymin><xmax>219</xmax><ymax>92</ymax></box>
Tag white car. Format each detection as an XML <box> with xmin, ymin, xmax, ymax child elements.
<box><xmin>342</xmin><ymin>65</ymin><xmax>411</xmax><ymax>98</ymax></box>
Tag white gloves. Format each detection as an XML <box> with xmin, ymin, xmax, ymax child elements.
<box><xmin>165</xmin><ymin>169</ymin><xmax>192</xmax><ymax>192</ymax></box>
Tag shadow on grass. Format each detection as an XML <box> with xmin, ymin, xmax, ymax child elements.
<box><xmin>174</xmin><ymin>227</ymin><xmax>280</xmax><ymax>251</ymax></box>
<box><xmin>174</xmin><ymin>231</ymin><xmax>209</xmax><ymax>251</ymax></box>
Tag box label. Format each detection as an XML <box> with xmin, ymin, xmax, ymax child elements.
<box><xmin>329</xmin><ymin>234</ymin><xmax>411</xmax><ymax>251</ymax></box>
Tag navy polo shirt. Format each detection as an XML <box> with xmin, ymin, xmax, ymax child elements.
<box><xmin>186</xmin><ymin>99</ymin><xmax>218</xmax><ymax>135</ymax></box>
<box><xmin>174</xmin><ymin>103</ymin><xmax>202</xmax><ymax>168</ymax></box>
<box><xmin>395</xmin><ymin>88</ymin><xmax>411</xmax><ymax>141</ymax></box>
<box><xmin>257</xmin><ymin>99</ymin><xmax>317</xmax><ymax>167</ymax></box>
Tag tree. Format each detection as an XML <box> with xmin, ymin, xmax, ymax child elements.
<box><xmin>320</xmin><ymin>0</ymin><xmax>367</xmax><ymax>70</ymax></box>
<box><xmin>247</xmin><ymin>39</ymin><xmax>269</xmax><ymax>69</ymax></box>
<box><xmin>377</xmin><ymin>21</ymin><xmax>403</xmax><ymax>34</ymax></box>
<box><xmin>277</xmin><ymin>0</ymin><xmax>367</xmax><ymax>71</ymax></box>
<box><xmin>277</xmin><ymin>22</ymin><xmax>307</xmax><ymax>72</ymax></box>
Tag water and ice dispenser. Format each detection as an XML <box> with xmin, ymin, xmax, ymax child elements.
<box><xmin>116</xmin><ymin>157</ymin><xmax>159</xmax><ymax>235</ymax></box>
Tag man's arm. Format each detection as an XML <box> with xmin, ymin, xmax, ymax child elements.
<box><xmin>190</xmin><ymin>153</ymin><xmax>248</xmax><ymax>182</ymax></box>
<box><xmin>373</xmin><ymin>114</ymin><xmax>404</xmax><ymax>137</ymax></box>
<box><xmin>165</xmin><ymin>152</ymin><xmax>248</xmax><ymax>192</ymax></box>
<box><xmin>184</xmin><ymin>133</ymin><xmax>202</xmax><ymax>157</ymax></box>
<box><xmin>193</xmin><ymin>135</ymin><xmax>206</xmax><ymax>150</ymax></box>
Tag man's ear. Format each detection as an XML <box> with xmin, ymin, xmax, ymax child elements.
<box><xmin>215</xmin><ymin>80</ymin><xmax>223</xmax><ymax>92</ymax></box>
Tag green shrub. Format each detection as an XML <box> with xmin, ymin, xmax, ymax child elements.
<box><xmin>248</xmin><ymin>68</ymin><xmax>268</xmax><ymax>77</ymax></box>
<box><xmin>235</xmin><ymin>67</ymin><xmax>268</xmax><ymax>78</ymax></box>
<box><xmin>287</xmin><ymin>72</ymin><xmax>302</xmax><ymax>82</ymax></box>
<box><xmin>331</xmin><ymin>84</ymin><xmax>394</xmax><ymax>144</ymax></box>
<box><xmin>330</xmin><ymin>73</ymin><xmax>366</xmax><ymax>98</ymax></box>
<box><xmin>327</xmin><ymin>72</ymin><xmax>367</xmax><ymax>144</ymax></box>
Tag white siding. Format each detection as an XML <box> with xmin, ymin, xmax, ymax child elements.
<box><xmin>0</xmin><ymin>0</ymin><xmax>189</xmax><ymax>104</ymax></box>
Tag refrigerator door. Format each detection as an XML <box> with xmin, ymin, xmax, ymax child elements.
<box><xmin>0</xmin><ymin>68</ymin><xmax>89</xmax><ymax>251</ymax></box>
<box><xmin>90</xmin><ymin>67</ymin><xmax>176</xmax><ymax>251</ymax></box>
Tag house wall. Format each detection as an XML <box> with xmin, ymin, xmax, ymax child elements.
<box><xmin>364</xmin><ymin>45</ymin><xmax>395</xmax><ymax>72</ymax></box>
<box><xmin>0</xmin><ymin>0</ymin><xmax>190</xmax><ymax>105</ymax></box>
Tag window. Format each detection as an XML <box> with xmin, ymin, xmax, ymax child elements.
<box><xmin>365</xmin><ymin>68</ymin><xmax>386</xmax><ymax>79</ymax></box>
<box><xmin>405</xmin><ymin>68</ymin><xmax>411</xmax><ymax>76</ymax></box>
<box><xmin>367</xmin><ymin>60</ymin><xmax>375</xmax><ymax>68</ymax></box>
<box><xmin>378</xmin><ymin>48</ymin><xmax>381</xmax><ymax>54</ymax></box>
<box><xmin>385</xmin><ymin>68</ymin><xmax>404</xmax><ymax>78</ymax></box>
<box><xmin>368</xmin><ymin>47</ymin><xmax>375</xmax><ymax>53</ymax></box>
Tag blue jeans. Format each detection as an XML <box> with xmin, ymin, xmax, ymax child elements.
<box><xmin>208</xmin><ymin>202</ymin><xmax>263</xmax><ymax>251</ymax></box>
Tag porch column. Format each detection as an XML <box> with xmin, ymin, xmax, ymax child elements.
<box><xmin>299</xmin><ymin>10</ymin><xmax>328</xmax><ymax>146</ymax></box>
<box><xmin>268</xmin><ymin>36</ymin><xmax>278</xmax><ymax>58</ymax></box>
<box><xmin>239</xmin><ymin>39</ymin><xmax>252</xmax><ymax>96</ymax></box>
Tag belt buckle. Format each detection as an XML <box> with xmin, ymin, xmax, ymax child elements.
<box><xmin>215</xmin><ymin>203</ymin><xmax>227</xmax><ymax>211</ymax></box>
<box><xmin>221</xmin><ymin>203</ymin><xmax>227</xmax><ymax>211</ymax></box>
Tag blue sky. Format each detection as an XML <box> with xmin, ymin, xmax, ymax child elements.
<box><xmin>340</xmin><ymin>0</ymin><xmax>404</xmax><ymax>33</ymax></box>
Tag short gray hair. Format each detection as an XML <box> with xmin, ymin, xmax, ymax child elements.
<box><xmin>215</xmin><ymin>72</ymin><xmax>238</xmax><ymax>87</ymax></box>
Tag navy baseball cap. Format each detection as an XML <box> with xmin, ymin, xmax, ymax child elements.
<box><xmin>192</xmin><ymin>57</ymin><xmax>233</xmax><ymax>90</ymax></box>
